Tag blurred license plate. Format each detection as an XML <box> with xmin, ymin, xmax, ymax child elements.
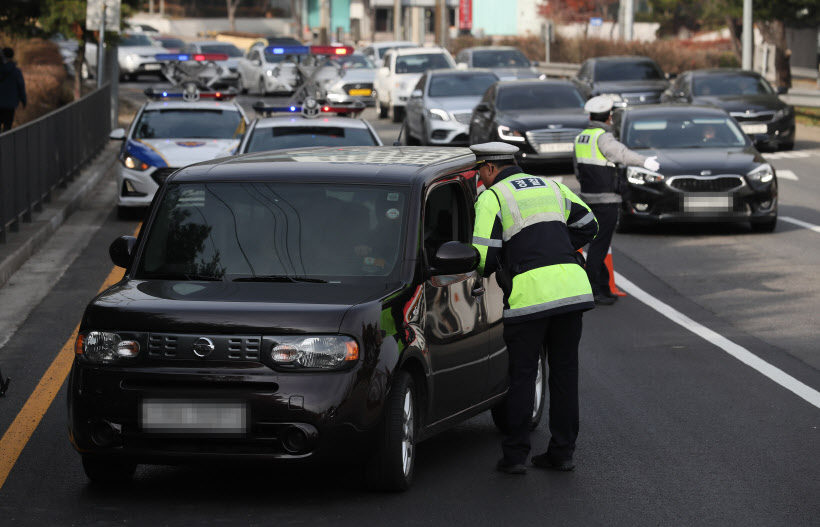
<box><xmin>349</xmin><ymin>88</ymin><xmax>372</xmax><ymax>96</ymax></box>
<box><xmin>141</xmin><ymin>399</ymin><xmax>247</xmax><ymax>434</ymax></box>
<box><xmin>683</xmin><ymin>194</ymin><xmax>732</xmax><ymax>213</ymax></box>
<box><xmin>144</xmin><ymin>64</ymin><xmax>162</xmax><ymax>71</ymax></box>
<box><xmin>538</xmin><ymin>143</ymin><xmax>574</xmax><ymax>153</ymax></box>
<box><xmin>741</xmin><ymin>123</ymin><xmax>767</xmax><ymax>134</ymax></box>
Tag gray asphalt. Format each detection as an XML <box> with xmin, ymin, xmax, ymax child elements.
<box><xmin>0</xmin><ymin>81</ymin><xmax>818</xmax><ymax>525</ymax></box>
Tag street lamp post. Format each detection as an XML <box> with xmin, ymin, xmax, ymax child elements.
<box><xmin>742</xmin><ymin>0</ymin><xmax>753</xmax><ymax>70</ymax></box>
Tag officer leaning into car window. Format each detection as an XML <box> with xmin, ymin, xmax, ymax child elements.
<box><xmin>470</xmin><ymin>142</ymin><xmax>598</xmax><ymax>475</ymax></box>
<box><xmin>574</xmin><ymin>95</ymin><xmax>659</xmax><ymax>306</ymax></box>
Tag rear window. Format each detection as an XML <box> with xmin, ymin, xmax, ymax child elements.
<box><xmin>246</xmin><ymin>125</ymin><xmax>378</xmax><ymax>152</ymax></box>
<box><xmin>595</xmin><ymin>61</ymin><xmax>663</xmax><ymax>82</ymax></box>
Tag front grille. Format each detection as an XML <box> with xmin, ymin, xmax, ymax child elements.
<box><xmin>452</xmin><ymin>112</ymin><xmax>472</xmax><ymax>125</ymax></box>
<box><xmin>525</xmin><ymin>128</ymin><xmax>583</xmax><ymax>148</ymax></box>
<box><xmin>668</xmin><ymin>175</ymin><xmax>744</xmax><ymax>192</ymax></box>
<box><xmin>730</xmin><ymin>111</ymin><xmax>775</xmax><ymax>123</ymax></box>
<box><xmin>622</xmin><ymin>92</ymin><xmax>661</xmax><ymax>105</ymax></box>
<box><xmin>343</xmin><ymin>82</ymin><xmax>373</xmax><ymax>94</ymax></box>
<box><xmin>151</xmin><ymin>167</ymin><xmax>178</xmax><ymax>187</ymax></box>
<box><xmin>148</xmin><ymin>333</ymin><xmax>262</xmax><ymax>361</ymax></box>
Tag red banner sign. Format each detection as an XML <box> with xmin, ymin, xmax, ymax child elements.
<box><xmin>459</xmin><ymin>0</ymin><xmax>472</xmax><ymax>31</ymax></box>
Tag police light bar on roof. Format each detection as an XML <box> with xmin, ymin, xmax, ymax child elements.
<box><xmin>155</xmin><ymin>53</ymin><xmax>230</xmax><ymax>61</ymax></box>
<box><xmin>263</xmin><ymin>45</ymin><xmax>354</xmax><ymax>56</ymax></box>
<box><xmin>252</xmin><ymin>99</ymin><xmax>365</xmax><ymax>118</ymax></box>
<box><xmin>144</xmin><ymin>87</ymin><xmax>237</xmax><ymax>101</ymax></box>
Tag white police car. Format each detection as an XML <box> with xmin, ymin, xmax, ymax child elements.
<box><xmin>109</xmin><ymin>88</ymin><xmax>249</xmax><ymax>217</ymax></box>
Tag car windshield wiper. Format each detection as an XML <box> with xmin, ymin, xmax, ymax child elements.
<box><xmin>142</xmin><ymin>272</ymin><xmax>225</xmax><ymax>281</ymax></box>
<box><xmin>233</xmin><ymin>275</ymin><xmax>328</xmax><ymax>283</ymax></box>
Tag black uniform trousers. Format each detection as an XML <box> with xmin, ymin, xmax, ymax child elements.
<box><xmin>502</xmin><ymin>310</ymin><xmax>583</xmax><ymax>465</ymax></box>
<box><xmin>0</xmin><ymin>108</ymin><xmax>14</xmax><ymax>132</ymax></box>
<box><xmin>586</xmin><ymin>203</ymin><xmax>618</xmax><ymax>296</ymax></box>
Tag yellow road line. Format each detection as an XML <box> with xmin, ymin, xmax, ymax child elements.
<box><xmin>0</xmin><ymin>224</ymin><xmax>140</xmax><ymax>489</ymax></box>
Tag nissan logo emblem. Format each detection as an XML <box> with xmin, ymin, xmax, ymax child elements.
<box><xmin>192</xmin><ymin>337</ymin><xmax>215</xmax><ymax>358</ymax></box>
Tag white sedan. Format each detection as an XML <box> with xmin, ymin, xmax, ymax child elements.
<box><xmin>236</xmin><ymin>44</ymin><xmax>300</xmax><ymax>95</ymax></box>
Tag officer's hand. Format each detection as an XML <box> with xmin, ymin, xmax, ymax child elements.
<box><xmin>643</xmin><ymin>156</ymin><xmax>660</xmax><ymax>172</ymax></box>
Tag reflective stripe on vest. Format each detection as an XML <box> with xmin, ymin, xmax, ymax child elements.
<box><xmin>575</xmin><ymin>128</ymin><xmax>613</xmax><ymax>166</ymax></box>
<box><xmin>491</xmin><ymin>176</ymin><xmax>566</xmax><ymax>242</ymax></box>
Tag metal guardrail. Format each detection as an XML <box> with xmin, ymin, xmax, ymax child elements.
<box><xmin>0</xmin><ymin>84</ymin><xmax>111</xmax><ymax>243</ymax></box>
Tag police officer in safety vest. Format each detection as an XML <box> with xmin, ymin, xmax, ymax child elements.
<box><xmin>470</xmin><ymin>142</ymin><xmax>598</xmax><ymax>474</ymax></box>
<box><xmin>574</xmin><ymin>95</ymin><xmax>660</xmax><ymax>305</ymax></box>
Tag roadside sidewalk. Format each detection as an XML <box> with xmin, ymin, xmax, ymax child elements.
<box><xmin>0</xmin><ymin>144</ymin><xmax>119</xmax><ymax>289</ymax></box>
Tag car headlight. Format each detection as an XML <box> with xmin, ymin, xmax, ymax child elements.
<box><xmin>127</xmin><ymin>53</ymin><xmax>140</xmax><ymax>63</ymax></box>
<box><xmin>122</xmin><ymin>153</ymin><xmax>151</xmax><ymax>171</ymax></box>
<box><xmin>269</xmin><ymin>335</ymin><xmax>359</xmax><ymax>370</ymax></box>
<box><xmin>774</xmin><ymin>106</ymin><xmax>793</xmax><ymax>121</ymax></box>
<box><xmin>265</xmin><ymin>69</ymin><xmax>274</xmax><ymax>77</ymax></box>
<box><xmin>428</xmin><ymin>108</ymin><xmax>450</xmax><ymax>121</ymax></box>
<box><xmin>746</xmin><ymin>163</ymin><xmax>774</xmax><ymax>184</ymax></box>
<box><xmin>626</xmin><ymin>166</ymin><xmax>664</xmax><ymax>185</ymax></box>
<box><xmin>497</xmin><ymin>125</ymin><xmax>525</xmax><ymax>142</ymax></box>
<box><xmin>76</xmin><ymin>331</ymin><xmax>141</xmax><ymax>364</ymax></box>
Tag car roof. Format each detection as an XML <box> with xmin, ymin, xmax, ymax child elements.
<box><xmin>143</xmin><ymin>100</ymin><xmax>244</xmax><ymax>111</ymax></box>
<box><xmin>369</xmin><ymin>41</ymin><xmax>415</xmax><ymax>49</ymax></box>
<box><xmin>495</xmin><ymin>79</ymin><xmax>575</xmax><ymax>88</ymax></box>
<box><xmin>463</xmin><ymin>46</ymin><xmax>521</xmax><ymax>52</ymax></box>
<box><xmin>427</xmin><ymin>68</ymin><xmax>496</xmax><ymax>77</ymax></box>
<box><xmin>252</xmin><ymin>116</ymin><xmax>371</xmax><ymax>129</ymax></box>
<box><xmin>393</xmin><ymin>47</ymin><xmax>448</xmax><ymax>56</ymax></box>
<box><xmin>590</xmin><ymin>55</ymin><xmax>656</xmax><ymax>63</ymax></box>
<box><xmin>172</xmin><ymin>146</ymin><xmax>475</xmax><ymax>185</ymax></box>
<box><xmin>687</xmin><ymin>69</ymin><xmax>762</xmax><ymax>77</ymax></box>
<box><xmin>618</xmin><ymin>104</ymin><xmax>730</xmax><ymax>118</ymax></box>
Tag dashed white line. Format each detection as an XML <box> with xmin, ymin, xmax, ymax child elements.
<box><xmin>780</xmin><ymin>216</ymin><xmax>820</xmax><ymax>233</ymax></box>
<box><xmin>614</xmin><ymin>272</ymin><xmax>820</xmax><ymax>410</ymax></box>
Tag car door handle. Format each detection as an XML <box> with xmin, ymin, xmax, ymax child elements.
<box><xmin>471</xmin><ymin>284</ymin><xmax>485</xmax><ymax>297</ymax></box>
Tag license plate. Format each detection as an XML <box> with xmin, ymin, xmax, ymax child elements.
<box><xmin>538</xmin><ymin>142</ymin><xmax>574</xmax><ymax>153</ymax></box>
<box><xmin>141</xmin><ymin>399</ymin><xmax>247</xmax><ymax>434</ymax></box>
<box><xmin>143</xmin><ymin>63</ymin><xmax>162</xmax><ymax>71</ymax></box>
<box><xmin>349</xmin><ymin>88</ymin><xmax>372</xmax><ymax>96</ymax></box>
<box><xmin>683</xmin><ymin>193</ymin><xmax>732</xmax><ymax>213</ymax></box>
<box><xmin>741</xmin><ymin>123</ymin><xmax>767</xmax><ymax>135</ymax></box>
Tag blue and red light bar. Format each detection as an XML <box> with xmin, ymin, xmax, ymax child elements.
<box><xmin>155</xmin><ymin>53</ymin><xmax>230</xmax><ymax>61</ymax></box>
<box><xmin>263</xmin><ymin>45</ymin><xmax>354</xmax><ymax>56</ymax></box>
<box><xmin>252</xmin><ymin>100</ymin><xmax>365</xmax><ymax>115</ymax></box>
<box><xmin>144</xmin><ymin>88</ymin><xmax>237</xmax><ymax>101</ymax></box>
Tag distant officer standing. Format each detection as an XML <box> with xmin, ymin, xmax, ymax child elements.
<box><xmin>470</xmin><ymin>142</ymin><xmax>598</xmax><ymax>474</ymax></box>
<box><xmin>574</xmin><ymin>95</ymin><xmax>659</xmax><ymax>305</ymax></box>
<box><xmin>0</xmin><ymin>48</ymin><xmax>27</xmax><ymax>133</ymax></box>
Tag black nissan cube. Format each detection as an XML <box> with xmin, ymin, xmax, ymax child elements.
<box><xmin>68</xmin><ymin>147</ymin><xmax>548</xmax><ymax>491</ymax></box>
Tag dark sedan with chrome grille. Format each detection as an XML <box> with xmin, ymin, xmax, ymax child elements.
<box><xmin>661</xmin><ymin>69</ymin><xmax>795</xmax><ymax>151</ymax></box>
<box><xmin>469</xmin><ymin>80</ymin><xmax>589</xmax><ymax>168</ymax></box>
<box><xmin>613</xmin><ymin>105</ymin><xmax>777</xmax><ymax>232</ymax></box>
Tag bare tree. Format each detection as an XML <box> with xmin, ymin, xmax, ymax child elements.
<box><xmin>226</xmin><ymin>0</ymin><xmax>241</xmax><ymax>32</ymax></box>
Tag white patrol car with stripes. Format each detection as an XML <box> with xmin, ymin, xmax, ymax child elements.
<box><xmin>108</xmin><ymin>88</ymin><xmax>248</xmax><ymax>217</ymax></box>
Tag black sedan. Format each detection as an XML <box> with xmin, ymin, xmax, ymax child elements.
<box><xmin>661</xmin><ymin>69</ymin><xmax>795</xmax><ymax>151</ymax></box>
<box><xmin>573</xmin><ymin>55</ymin><xmax>670</xmax><ymax>107</ymax></box>
<box><xmin>67</xmin><ymin>147</ymin><xmax>546</xmax><ymax>491</ymax></box>
<box><xmin>613</xmin><ymin>105</ymin><xmax>777</xmax><ymax>232</ymax></box>
<box><xmin>469</xmin><ymin>80</ymin><xmax>589</xmax><ymax>167</ymax></box>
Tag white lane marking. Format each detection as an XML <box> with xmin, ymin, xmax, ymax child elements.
<box><xmin>767</xmin><ymin>152</ymin><xmax>811</xmax><ymax>159</ymax></box>
<box><xmin>781</xmin><ymin>216</ymin><xmax>820</xmax><ymax>233</ymax></box>
<box><xmin>614</xmin><ymin>272</ymin><xmax>820</xmax><ymax>410</ymax></box>
<box><xmin>777</xmin><ymin>169</ymin><xmax>798</xmax><ymax>180</ymax></box>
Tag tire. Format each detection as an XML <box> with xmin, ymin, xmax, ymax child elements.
<box><xmin>365</xmin><ymin>370</ymin><xmax>417</xmax><ymax>492</ymax></box>
<box><xmin>751</xmin><ymin>214</ymin><xmax>777</xmax><ymax>233</ymax></box>
<box><xmin>258</xmin><ymin>77</ymin><xmax>267</xmax><ymax>96</ymax></box>
<box><xmin>378</xmin><ymin>98</ymin><xmax>389</xmax><ymax>119</ymax></box>
<box><xmin>780</xmin><ymin>142</ymin><xmax>794</xmax><ymax>151</ymax></box>
<box><xmin>82</xmin><ymin>456</ymin><xmax>136</xmax><ymax>484</ymax></box>
<box><xmin>237</xmin><ymin>74</ymin><xmax>248</xmax><ymax>95</ymax></box>
<box><xmin>491</xmin><ymin>352</ymin><xmax>546</xmax><ymax>434</ymax></box>
<box><xmin>392</xmin><ymin>105</ymin><xmax>405</xmax><ymax>124</ymax></box>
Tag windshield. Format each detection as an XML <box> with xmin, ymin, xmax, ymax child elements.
<box><xmin>396</xmin><ymin>54</ymin><xmax>452</xmax><ymax>74</ymax></box>
<box><xmin>200</xmin><ymin>44</ymin><xmax>243</xmax><ymax>57</ymax></box>
<box><xmin>136</xmin><ymin>182</ymin><xmax>409</xmax><ymax>280</ymax></box>
<box><xmin>693</xmin><ymin>74</ymin><xmax>774</xmax><ymax>96</ymax></box>
<box><xmin>623</xmin><ymin>117</ymin><xmax>747</xmax><ymax>149</ymax></box>
<box><xmin>472</xmin><ymin>49</ymin><xmax>530</xmax><ymax>68</ymax></box>
<box><xmin>121</xmin><ymin>34</ymin><xmax>155</xmax><ymax>47</ymax></box>
<box><xmin>497</xmin><ymin>84</ymin><xmax>585</xmax><ymax>110</ymax></box>
<box><xmin>134</xmin><ymin>109</ymin><xmax>245</xmax><ymax>139</ymax></box>
<box><xmin>246</xmin><ymin>125</ymin><xmax>378</xmax><ymax>151</ymax></box>
<box><xmin>428</xmin><ymin>73</ymin><xmax>498</xmax><ymax>97</ymax></box>
<box><xmin>327</xmin><ymin>54</ymin><xmax>375</xmax><ymax>69</ymax></box>
<box><xmin>595</xmin><ymin>61</ymin><xmax>663</xmax><ymax>82</ymax></box>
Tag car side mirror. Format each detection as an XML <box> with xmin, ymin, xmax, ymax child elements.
<box><xmin>430</xmin><ymin>241</ymin><xmax>479</xmax><ymax>276</ymax></box>
<box><xmin>109</xmin><ymin>128</ymin><xmax>126</xmax><ymax>140</ymax></box>
<box><xmin>411</xmin><ymin>89</ymin><xmax>422</xmax><ymax>99</ymax></box>
<box><xmin>475</xmin><ymin>102</ymin><xmax>491</xmax><ymax>113</ymax></box>
<box><xmin>109</xmin><ymin>235</ymin><xmax>137</xmax><ymax>269</ymax></box>
<box><xmin>776</xmin><ymin>86</ymin><xmax>788</xmax><ymax>95</ymax></box>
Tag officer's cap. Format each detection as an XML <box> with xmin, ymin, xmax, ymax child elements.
<box><xmin>584</xmin><ymin>95</ymin><xmax>615</xmax><ymax>114</ymax></box>
<box><xmin>470</xmin><ymin>142</ymin><xmax>519</xmax><ymax>169</ymax></box>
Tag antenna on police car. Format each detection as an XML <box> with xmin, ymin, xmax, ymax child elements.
<box><xmin>393</xmin><ymin>119</ymin><xmax>406</xmax><ymax>147</ymax></box>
